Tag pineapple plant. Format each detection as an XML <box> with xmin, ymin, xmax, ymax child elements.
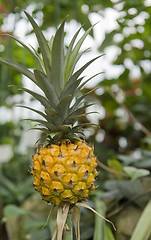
<box><xmin>0</xmin><ymin>11</ymin><xmax>115</xmax><ymax>240</ymax></box>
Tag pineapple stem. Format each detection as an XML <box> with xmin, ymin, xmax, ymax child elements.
<box><xmin>62</xmin><ymin>211</ymin><xmax>73</xmax><ymax>240</ymax></box>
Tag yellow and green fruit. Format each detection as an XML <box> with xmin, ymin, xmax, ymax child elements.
<box><xmin>0</xmin><ymin>11</ymin><xmax>100</xmax><ymax>205</ymax></box>
<box><xmin>32</xmin><ymin>141</ymin><xmax>98</xmax><ymax>204</ymax></box>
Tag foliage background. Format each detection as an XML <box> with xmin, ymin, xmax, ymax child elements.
<box><xmin>1</xmin><ymin>0</ymin><xmax>151</xmax><ymax>239</ymax></box>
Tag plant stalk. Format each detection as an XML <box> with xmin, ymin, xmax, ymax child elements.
<box><xmin>62</xmin><ymin>211</ymin><xmax>73</xmax><ymax>240</ymax></box>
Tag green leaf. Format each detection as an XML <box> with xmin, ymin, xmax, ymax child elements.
<box><xmin>52</xmin><ymin>132</ymin><xmax>63</xmax><ymax>143</ymax></box>
<box><xmin>29</xmin><ymin>127</ymin><xmax>49</xmax><ymax>133</ymax></box>
<box><xmin>123</xmin><ymin>166</ymin><xmax>150</xmax><ymax>181</ymax></box>
<box><xmin>130</xmin><ymin>200</ymin><xmax>151</xmax><ymax>240</ymax></box>
<box><xmin>66</xmin><ymin>48</ymin><xmax>90</xmax><ymax>81</ymax></box>
<box><xmin>118</xmin><ymin>154</ymin><xmax>141</xmax><ymax>165</ymax></box>
<box><xmin>108</xmin><ymin>159</ymin><xmax>123</xmax><ymax>180</ymax></box>
<box><xmin>3</xmin><ymin>204</ymin><xmax>27</xmax><ymax>220</ymax></box>
<box><xmin>34</xmin><ymin>69</ymin><xmax>59</xmax><ymax>108</ymax></box>
<box><xmin>71</xmin><ymin>123</ymin><xmax>98</xmax><ymax>130</ymax></box>
<box><xmin>57</xmin><ymin>95</ymin><xmax>72</xmax><ymax>120</ymax></box>
<box><xmin>0</xmin><ymin>57</ymin><xmax>36</xmax><ymax>83</ymax></box>
<box><xmin>0</xmin><ymin>174</ymin><xmax>17</xmax><ymax>194</ymax></box>
<box><xmin>70</xmin><ymin>128</ymin><xmax>85</xmax><ymax>137</ymax></box>
<box><xmin>98</xmin><ymin>30</ymin><xmax>117</xmax><ymax>52</ymax></box>
<box><xmin>67</xmin><ymin>103</ymin><xmax>94</xmax><ymax>119</ymax></box>
<box><xmin>18</xmin><ymin>87</ymin><xmax>51</xmax><ymax>109</ymax></box>
<box><xmin>93</xmin><ymin>200</ymin><xmax>106</xmax><ymax>240</ymax></box>
<box><xmin>70</xmin><ymin>87</ymin><xmax>98</xmax><ymax>113</ymax></box>
<box><xmin>60</xmin><ymin>77</ymin><xmax>84</xmax><ymax>99</ymax></box>
<box><xmin>24</xmin><ymin>11</ymin><xmax>51</xmax><ymax>80</ymax></box>
<box><xmin>64</xmin><ymin>55</ymin><xmax>102</xmax><ymax>98</ymax></box>
<box><xmin>51</xmin><ymin>19</ymin><xmax>65</xmax><ymax>95</ymax></box>
<box><xmin>104</xmin><ymin>225</ymin><xmax>115</xmax><ymax>240</ymax></box>
<box><xmin>24</xmin><ymin>219</ymin><xmax>46</xmax><ymax>232</ymax></box>
<box><xmin>65</xmin><ymin>25</ymin><xmax>94</xmax><ymax>81</ymax></box>
<box><xmin>49</xmin><ymin>35</ymin><xmax>54</xmax><ymax>52</ymax></box>
<box><xmin>58</xmin><ymin>125</ymin><xmax>71</xmax><ymax>133</ymax></box>
<box><xmin>78</xmin><ymin>72</ymin><xmax>103</xmax><ymax>90</ymax></box>
<box><xmin>64</xmin><ymin>26</ymin><xmax>82</xmax><ymax>71</ymax></box>
<box><xmin>3</xmin><ymin>34</ymin><xmax>43</xmax><ymax>70</ymax></box>
<box><xmin>45</xmin><ymin>108</ymin><xmax>60</xmax><ymax>126</ymax></box>
<box><xmin>29</xmin><ymin>228</ymin><xmax>50</xmax><ymax>240</ymax></box>
<box><xmin>68</xmin><ymin>111</ymin><xmax>98</xmax><ymax>123</ymax></box>
<box><xmin>29</xmin><ymin>44</ymin><xmax>45</xmax><ymax>71</ymax></box>
<box><xmin>17</xmin><ymin>105</ymin><xmax>48</xmax><ymax>120</ymax></box>
<box><xmin>23</xmin><ymin>119</ymin><xmax>56</xmax><ymax>131</ymax></box>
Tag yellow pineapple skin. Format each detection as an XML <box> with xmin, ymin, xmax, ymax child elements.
<box><xmin>31</xmin><ymin>141</ymin><xmax>98</xmax><ymax>205</ymax></box>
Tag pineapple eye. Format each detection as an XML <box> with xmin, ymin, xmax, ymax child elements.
<box><xmin>84</xmin><ymin>170</ymin><xmax>89</xmax><ymax>177</ymax></box>
<box><xmin>40</xmin><ymin>177</ymin><xmax>44</xmax><ymax>182</ymax></box>
<box><xmin>59</xmin><ymin>150</ymin><xmax>62</xmax><ymax>157</ymax></box>
<box><xmin>42</xmin><ymin>159</ymin><xmax>46</xmax><ymax>166</ymax></box>
<box><xmin>69</xmin><ymin>180</ymin><xmax>73</xmax><ymax>185</ymax></box>
<box><xmin>50</xmin><ymin>164</ymin><xmax>66</xmax><ymax>176</ymax></box>
<box><xmin>79</xmin><ymin>189</ymin><xmax>84</xmax><ymax>194</ymax></box>
<box><xmin>72</xmin><ymin>160</ymin><xmax>76</xmax><ymax>167</ymax></box>
<box><xmin>54</xmin><ymin>171</ymin><xmax>58</xmax><ymax>176</ymax></box>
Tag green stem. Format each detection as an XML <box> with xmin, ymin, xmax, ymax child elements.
<box><xmin>63</xmin><ymin>211</ymin><xmax>73</xmax><ymax>240</ymax></box>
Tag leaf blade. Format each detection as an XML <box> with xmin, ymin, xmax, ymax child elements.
<box><xmin>34</xmin><ymin>69</ymin><xmax>59</xmax><ymax>108</ymax></box>
<box><xmin>3</xmin><ymin>34</ymin><xmax>43</xmax><ymax>70</ymax></box>
<box><xmin>130</xmin><ymin>200</ymin><xmax>151</xmax><ymax>240</ymax></box>
<box><xmin>0</xmin><ymin>58</ymin><xmax>36</xmax><ymax>83</ymax></box>
<box><xmin>18</xmin><ymin>86</ymin><xmax>51</xmax><ymax>109</ymax></box>
<box><xmin>51</xmin><ymin>20</ymin><xmax>65</xmax><ymax>95</ymax></box>
<box><xmin>24</xmin><ymin>11</ymin><xmax>51</xmax><ymax>80</ymax></box>
<box><xmin>65</xmin><ymin>25</ymin><xmax>94</xmax><ymax>81</ymax></box>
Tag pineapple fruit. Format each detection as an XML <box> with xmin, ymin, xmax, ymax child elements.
<box><xmin>33</xmin><ymin>141</ymin><xmax>97</xmax><ymax>204</ymax></box>
<box><xmin>0</xmin><ymin>11</ymin><xmax>104</xmax><ymax>239</ymax></box>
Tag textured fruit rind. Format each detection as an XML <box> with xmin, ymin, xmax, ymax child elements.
<box><xmin>32</xmin><ymin>141</ymin><xmax>98</xmax><ymax>205</ymax></box>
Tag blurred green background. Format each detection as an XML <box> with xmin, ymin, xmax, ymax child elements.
<box><xmin>1</xmin><ymin>0</ymin><xmax>151</xmax><ymax>239</ymax></box>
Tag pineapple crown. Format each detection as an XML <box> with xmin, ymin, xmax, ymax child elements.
<box><xmin>0</xmin><ymin>11</ymin><xmax>103</xmax><ymax>144</ymax></box>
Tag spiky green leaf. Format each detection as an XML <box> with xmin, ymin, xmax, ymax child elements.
<box><xmin>68</xmin><ymin>103</ymin><xmax>94</xmax><ymax>118</ymax></box>
<box><xmin>69</xmin><ymin>111</ymin><xmax>98</xmax><ymax>120</ymax></box>
<box><xmin>28</xmin><ymin>127</ymin><xmax>50</xmax><ymax>133</ymax></box>
<box><xmin>52</xmin><ymin>132</ymin><xmax>63</xmax><ymax>143</ymax></box>
<box><xmin>60</xmin><ymin>77</ymin><xmax>84</xmax><ymax>99</ymax></box>
<box><xmin>70</xmin><ymin>87</ymin><xmax>98</xmax><ymax>113</ymax></box>
<box><xmin>67</xmin><ymin>48</ymin><xmax>90</xmax><ymax>80</ymax></box>
<box><xmin>75</xmin><ymin>122</ymin><xmax>99</xmax><ymax>128</ymax></box>
<box><xmin>24</xmin><ymin>11</ymin><xmax>51</xmax><ymax>80</ymax></box>
<box><xmin>45</xmin><ymin>109</ymin><xmax>59</xmax><ymax>123</ymax></box>
<box><xmin>57</xmin><ymin>95</ymin><xmax>72</xmax><ymax>120</ymax></box>
<box><xmin>58</xmin><ymin>125</ymin><xmax>72</xmax><ymax>133</ymax></box>
<box><xmin>0</xmin><ymin>58</ymin><xmax>36</xmax><ymax>83</ymax></box>
<box><xmin>34</xmin><ymin>69</ymin><xmax>59</xmax><ymax>108</ymax></box>
<box><xmin>64</xmin><ymin>55</ymin><xmax>102</xmax><ymax>97</ymax></box>
<box><xmin>64</xmin><ymin>26</ymin><xmax>82</xmax><ymax>71</ymax></box>
<box><xmin>78</xmin><ymin>72</ymin><xmax>103</xmax><ymax>90</ymax></box>
<box><xmin>23</xmin><ymin>119</ymin><xmax>56</xmax><ymax>131</ymax></box>
<box><xmin>16</xmin><ymin>105</ymin><xmax>48</xmax><ymax>120</ymax></box>
<box><xmin>3</xmin><ymin>34</ymin><xmax>43</xmax><ymax>70</ymax></box>
<box><xmin>65</xmin><ymin>25</ymin><xmax>93</xmax><ymax>81</ymax></box>
<box><xmin>51</xmin><ymin>20</ymin><xmax>65</xmax><ymax>95</ymax></box>
<box><xmin>29</xmin><ymin>44</ymin><xmax>45</xmax><ymax>71</ymax></box>
<box><xmin>18</xmin><ymin>87</ymin><xmax>51</xmax><ymax>109</ymax></box>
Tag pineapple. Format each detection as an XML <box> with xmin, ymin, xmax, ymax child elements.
<box><xmin>0</xmin><ymin>11</ymin><xmax>110</xmax><ymax>239</ymax></box>
<box><xmin>32</xmin><ymin>140</ymin><xmax>97</xmax><ymax>204</ymax></box>
<box><xmin>0</xmin><ymin>12</ymin><xmax>100</xmax><ymax>205</ymax></box>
